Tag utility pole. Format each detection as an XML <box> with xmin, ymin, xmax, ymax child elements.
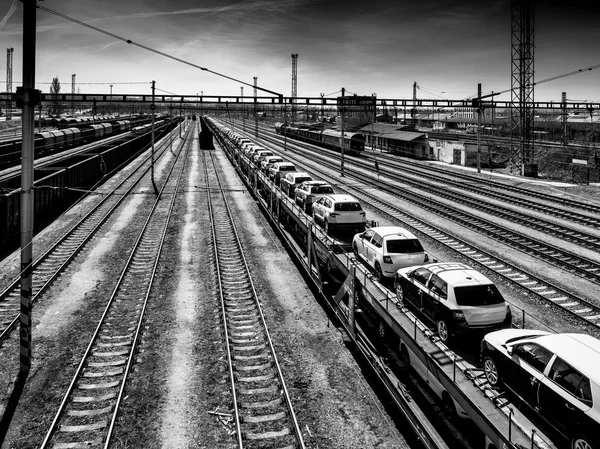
<box><xmin>6</xmin><ymin>47</ymin><xmax>14</xmax><ymax>120</ymax></box>
<box><xmin>476</xmin><ymin>83</ymin><xmax>482</xmax><ymax>173</ymax></box>
<box><xmin>291</xmin><ymin>53</ymin><xmax>298</xmax><ymax>121</ymax></box>
<box><xmin>339</xmin><ymin>87</ymin><xmax>345</xmax><ymax>177</ymax></box>
<box><xmin>320</xmin><ymin>93</ymin><xmax>325</xmax><ymax>126</ymax></box>
<box><xmin>150</xmin><ymin>81</ymin><xmax>158</xmax><ymax>196</ymax></box>
<box><xmin>19</xmin><ymin>0</ymin><xmax>41</xmax><ymax>377</ymax></box>
<box><xmin>241</xmin><ymin>86</ymin><xmax>245</xmax><ymax>132</ymax></box>
<box><xmin>71</xmin><ymin>73</ymin><xmax>75</xmax><ymax>115</ymax></box>
<box><xmin>561</xmin><ymin>92</ymin><xmax>568</xmax><ymax>147</ymax></box>
<box><xmin>254</xmin><ymin>76</ymin><xmax>258</xmax><ymax>138</ymax></box>
<box><xmin>412</xmin><ymin>81</ymin><xmax>417</xmax><ymax>128</ymax></box>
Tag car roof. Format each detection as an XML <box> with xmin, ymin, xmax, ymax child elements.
<box><xmin>274</xmin><ymin>162</ymin><xmax>295</xmax><ymax>168</ymax></box>
<box><xmin>303</xmin><ymin>180</ymin><xmax>329</xmax><ymax>186</ymax></box>
<box><xmin>265</xmin><ymin>156</ymin><xmax>283</xmax><ymax>161</ymax></box>
<box><xmin>535</xmin><ymin>333</ymin><xmax>600</xmax><ymax>380</ymax></box>
<box><xmin>324</xmin><ymin>194</ymin><xmax>359</xmax><ymax>203</ymax></box>
<box><xmin>289</xmin><ymin>172</ymin><xmax>310</xmax><ymax>179</ymax></box>
<box><xmin>421</xmin><ymin>262</ymin><xmax>493</xmax><ymax>286</ymax></box>
<box><xmin>369</xmin><ymin>226</ymin><xmax>417</xmax><ymax>240</ymax></box>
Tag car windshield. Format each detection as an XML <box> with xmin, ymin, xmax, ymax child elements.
<box><xmin>312</xmin><ymin>186</ymin><xmax>334</xmax><ymax>194</ymax></box>
<box><xmin>334</xmin><ymin>202</ymin><xmax>362</xmax><ymax>212</ymax></box>
<box><xmin>454</xmin><ymin>284</ymin><xmax>505</xmax><ymax>306</ymax></box>
<box><xmin>386</xmin><ymin>239</ymin><xmax>424</xmax><ymax>254</ymax></box>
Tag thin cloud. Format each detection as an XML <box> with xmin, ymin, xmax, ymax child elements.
<box><xmin>87</xmin><ymin>0</ymin><xmax>311</xmax><ymax>22</ymax></box>
<box><xmin>0</xmin><ymin>0</ymin><xmax>18</xmax><ymax>30</ymax></box>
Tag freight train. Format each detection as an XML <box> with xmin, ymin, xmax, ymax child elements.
<box><xmin>0</xmin><ymin>116</ymin><xmax>153</xmax><ymax>170</ymax></box>
<box><xmin>275</xmin><ymin>123</ymin><xmax>366</xmax><ymax>156</ymax></box>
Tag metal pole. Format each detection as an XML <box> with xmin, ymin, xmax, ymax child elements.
<box><xmin>340</xmin><ymin>87</ymin><xmax>345</xmax><ymax>177</ymax></box>
<box><xmin>20</xmin><ymin>0</ymin><xmax>39</xmax><ymax>376</ymax></box>
<box><xmin>254</xmin><ymin>76</ymin><xmax>258</xmax><ymax>138</ymax></box>
<box><xmin>150</xmin><ymin>81</ymin><xmax>158</xmax><ymax>196</ymax></box>
<box><xmin>241</xmin><ymin>86</ymin><xmax>245</xmax><ymax>132</ymax></box>
<box><xmin>477</xmin><ymin>83</ymin><xmax>482</xmax><ymax>174</ymax></box>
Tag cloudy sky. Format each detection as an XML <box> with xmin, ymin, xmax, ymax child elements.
<box><xmin>1</xmin><ymin>0</ymin><xmax>599</xmax><ymax>102</ymax></box>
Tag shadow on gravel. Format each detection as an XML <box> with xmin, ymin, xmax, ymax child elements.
<box><xmin>0</xmin><ymin>372</ymin><xmax>28</xmax><ymax>446</ymax></box>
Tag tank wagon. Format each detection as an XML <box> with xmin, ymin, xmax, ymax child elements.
<box><xmin>275</xmin><ymin>123</ymin><xmax>365</xmax><ymax>156</ymax></box>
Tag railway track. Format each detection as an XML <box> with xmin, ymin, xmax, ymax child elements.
<box><xmin>0</xmin><ymin>125</ymin><xmax>170</xmax><ymax>185</ymax></box>
<box><xmin>258</xmin><ymin>128</ymin><xmax>600</xmax><ymax>284</ymax></box>
<box><xmin>39</xmin><ymin>122</ymin><xmax>194</xmax><ymax>448</ymax></box>
<box><xmin>235</xmin><ymin>126</ymin><xmax>600</xmax><ymax>331</ymax></box>
<box><xmin>368</xmin><ymin>152</ymin><xmax>600</xmax><ymax>225</ymax></box>
<box><xmin>0</xmin><ymin>125</ymin><xmax>186</xmax><ymax>347</ymax></box>
<box><xmin>204</xmin><ymin>146</ymin><xmax>305</xmax><ymax>448</ymax></box>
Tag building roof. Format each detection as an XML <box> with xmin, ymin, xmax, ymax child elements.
<box><xmin>357</xmin><ymin>123</ymin><xmax>408</xmax><ymax>134</ymax></box>
<box><xmin>379</xmin><ymin>130</ymin><xmax>427</xmax><ymax>142</ymax></box>
<box><xmin>355</xmin><ymin>123</ymin><xmax>426</xmax><ymax>142</ymax></box>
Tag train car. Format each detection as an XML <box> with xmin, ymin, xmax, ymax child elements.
<box><xmin>49</xmin><ymin>130</ymin><xmax>66</xmax><ymax>148</ymax></box>
<box><xmin>320</xmin><ymin>129</ymin><xmax>365</xmax><ymax>156</ymax></box>
<box><xmin>89</xmin><ymin>124</ymin><xmax>104</xmax><ymax>139</ymax></box>
<box><xmin>101</xmin><ymin>123</ymin><xmax>113</xmax><ymax>137</ymax></box>
<box><xmin>36</xmin><ymin>131</ymin><xmax>56</xmax><ymax>150</ymax></box>
<box><xmin>307</xmin><ymin>129</ymin><xmax>323</xmax><ymax>144</ymax></box>
<box><xmin>274</xmin><ymin>122</ymin><xmax>287</xmax><ymax>134</ymax></box>
<box><xmin>62</xmin><ymin>128</ymin><xmax>76</xmax><ymax>146</ymax></box>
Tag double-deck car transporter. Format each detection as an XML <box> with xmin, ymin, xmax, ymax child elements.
<box><xmin>206</xmin><ymin>116</ymin><xmax>556</xmax><ymax>449</ymax></box>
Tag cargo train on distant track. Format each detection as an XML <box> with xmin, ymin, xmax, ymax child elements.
<box><xmin>0</xmin><ymin>115</ymin><xmax>158</xmax><ymax>170</ymax></box>
<box><xmin>275</xmin><ymin>122</ymin><xmax>366</xmax><ymax>156</ymax></box>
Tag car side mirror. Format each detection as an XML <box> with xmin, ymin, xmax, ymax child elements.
<box><xmin>505</xmin><ymin>345</ymin><xmax>513</xmax><ymax>356</ymax></box>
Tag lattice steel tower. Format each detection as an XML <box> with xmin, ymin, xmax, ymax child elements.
<box><xmin>291</xmin><ymin>53</ymin><xmax>298</xmax><ymax>121</ymax></box>
<box><xmin>6</xmin><ymin>48</ymin><xmax>14</xmax><ymax>120</ymax></box>
<box><xmin>510</xmin><ymin>0</ymin><xmax>535</xmax><ymax>175</ymax></box>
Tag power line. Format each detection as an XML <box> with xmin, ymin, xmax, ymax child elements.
<box><xmin>36</xmin><ymin>4</ymin><xmax>282</xmax><ymax>97</ymax></box>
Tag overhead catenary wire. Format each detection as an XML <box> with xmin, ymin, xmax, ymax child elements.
<box><xmin>35</xmin><ymin>4</ymin><xmax>282</xmax><ymax>98</ymax></box>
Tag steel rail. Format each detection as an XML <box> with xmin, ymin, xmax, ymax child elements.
<box><xmin>236</xmin><ymin>124</ymin><xmax>600</xmax><ymax>330</ymax></box>
<box><xmin>205</xmin><ymin>142</ymin><xmax>306</xmax><ymax>448</ymax></box>
<box><xmin>0</xmin><ymin>125</ymin><xmax>183</xmax><ymax>347</ymax></box>
<box><xmin>39</xmin><ymin>121</ymin><xmax>194</xmax><ymax>448</ymax></box>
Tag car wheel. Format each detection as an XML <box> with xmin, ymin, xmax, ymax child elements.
<box><xmin>436</xmin><ymin>318</ymin><xmax>451</xmax><ymax>344</ymax></box>
<box><xmin>395</xmin><ymin>281</ymin><xmax>405</xmax><ymax>302</ymax></box>
<box><xmin>378</xmin><ymin>321</ymin><xmax>386</xmax><ymax>339</ymax></box>
<box><xmin>400</xmin><ymin>345</ymin><xmax>410</xmax><ymax>365</ymax></box>
<box><xmin>572</xmin><ymin>437</ymin><xmax>594</xmax><ymax>449</ymax></box>
<box><xmin>483</xmin><ymin>356</ymin><xmax>501</xmax><ymax>388</ymax></box>
<box><xmin>324</xmin><ymin>220</ymin><xmax>330</xmax><ymax>234</ymax></box>
<box><xmin>353</xmin><ymin>244</ymin><xmax>359</xmax><ymax>257</ymax></box>
<box><xmin>442</xmin><ymin>393</ymin><xmax>457</xmax><ymax>420</ymax></box>
<box><xmin>374</xmin><ymin>263</ymin><xmax>383</xmax><ymax>282</ymax></box>
<box><xmin>325</xmin><ymin>258</ymin><xmax>333</xmax><ymax>274</ymax></box>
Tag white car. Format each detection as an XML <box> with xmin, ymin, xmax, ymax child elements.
<box><xmin>481</xmin><ymin>330</ymin><xmax>600</xmax><ymax>449</ymax></box>
<box><xmin>269</xmin><ymin>162</ymin><xmax>296</xmax><ymax>185</ymax></box>
<box><xmin>253</xmin><ymin>150</ymin><xmax>273</xmax><ymax>166</ymax></box>
<box><xmin>280</xmin><ymin>172</ymin><xmax>313</xmax><ymax>198</ymax></box>
<box><xmin>394</xmin><ymin>262</ymin><xmax>512</xmax><ymax>343</ymax></box>
<box><xmin>312</xmin><ymin>194</ymin><xmax>366</xmax><ymax>234</ymax></box>
<box><xmin>352</xmin><ymin>226</ymin><xmax>428</xmax><ymax>281</ymax></box>
<box><xmin>294</xmin><ymin>180</ymin><xmax>334</xmax><ymax>213</ymax></box>
<box><xmin>261</xmin><ymin>156</ymin><xmax>284</xmax><ymax>174</ymax></box>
